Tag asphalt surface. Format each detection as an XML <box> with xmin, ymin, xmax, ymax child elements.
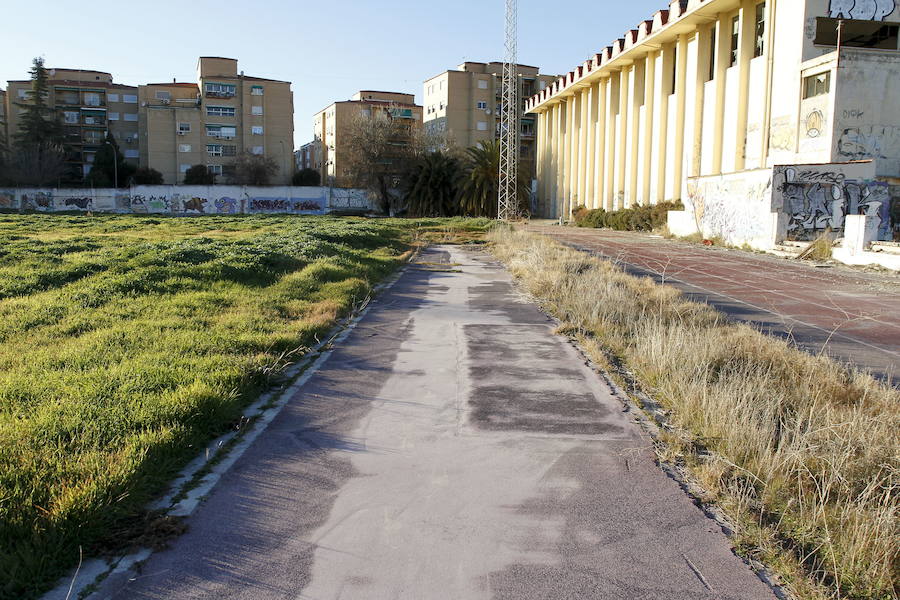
<box><xmin>525</xmin><ymin>224</ymin><xmax>900</xmax><ymax>386</ymax></box>
<box><xmin>97</xmin><ymin>246</ymin><xmax>776</xmax><ymax>600</ymax></box>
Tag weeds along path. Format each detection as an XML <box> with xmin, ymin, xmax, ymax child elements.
<box><xmin>0</xmin><ymin>213</ymin><xmax>489</xmax><ymax>600</ymax></box>
<box><xmin>489</xmin><ymin>227</ymin><xmax>899</xmax><ymax>600</ymax></box>
<box><xmin>525</xmin><ymin>224</ymin><xmax>900</xmax><ymax>386</ymax></box>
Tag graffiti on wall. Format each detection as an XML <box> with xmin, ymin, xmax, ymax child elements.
<box><xmin>63</xmin><ymin>197</ymin><xmax>92</xmax><ymax>210</ymax></box>
<box><xmin>22</xmin><ymin>192</ymin><xmax>54</xmax><ymax>211</ymax></box>
<box><xmin>247</xmin><ymin>197</ymin><xmax>324</xmax><ymax>213</ymax></box>
<box><xmin>775</xmin><ymin>167</ymin><xmax>891</xmax><ymax>240</ymax></box>
<box><xmin>837</xmin><ymin>125</ymin><xmax>900</xmax><ymax>159</ymax></box>
<box><xmin>686</xmin><ymin>174</ymin><xmax>774</xmax><ymax>245</ymax></box>
<box><xmin>214</xmin><ymin>197</ymin><xmax>240</xmax><ymax>214</ymax></box>
<box><xmin>829</xmin><ymin>0</ymin><xmax>896</xmax><ymax>20</ymax></box>
<box><xmin>805</xmin><ymin>110</ymin><xmax>826</xmax><ymax>138</ymax></box>
<box><xmin>0</xmin><ymin>193</ymin><xmax>16</xmax><ymax>209</ymax></box>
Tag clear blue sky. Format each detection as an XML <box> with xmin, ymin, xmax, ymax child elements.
<box><xmin>2</xmin><ymin>0</ymin><xmax>668</xmax><ymax>149</ymax></box>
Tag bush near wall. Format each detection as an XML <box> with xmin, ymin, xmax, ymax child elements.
<box><xmin>573</xmin><ymin>201</ymin><xmax>684</xmax><ymax>231</ymax></box>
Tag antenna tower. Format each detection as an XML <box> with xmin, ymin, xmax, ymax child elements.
<box><xmin>497</xmin><ymin>0</ymin><xmax>519</xmax><ymax>220</ymax></box>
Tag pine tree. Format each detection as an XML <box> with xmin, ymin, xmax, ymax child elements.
<box><xmin>86</xmin><ymin>133</ymin><xmax>134</xmax><ymax>187</ymax></box>
<box><xmin>14</xmin><ymin>57</ymin><xmax>65</xmax><ymax>148</ymax></box>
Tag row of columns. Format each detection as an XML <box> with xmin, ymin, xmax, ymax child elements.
<box><xmin>534</xmin><ymin>0</ymin><xmax>766</xmax><ymax>218</ymax></box>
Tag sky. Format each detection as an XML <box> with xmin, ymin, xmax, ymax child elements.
<box><xmin>2</xmin><ymin>0</ymin><xmax>669</xmax><ymax>149</ymax></box>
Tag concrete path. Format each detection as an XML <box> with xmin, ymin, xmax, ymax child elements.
<box><xmin>99</xmin><ymin>246</ymin><xmax>776</xmax><ymax>600</ymax></box>
<box><xmin>526</xmin><ymin>224</ymin><xmax>900</xmax><ymax>385</ymax></box>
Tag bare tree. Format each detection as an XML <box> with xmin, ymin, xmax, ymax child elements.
<box><xmin>341</xmin><ymin>106</ymin><xmax>443</xmax><ymax>214</ymax></box>
<box><xmin>1</xmin><ymin>142</ymin><xmax>67</xmax><ymax>186</ymax></box>
<box><xmin>227</xmin><ymin>152</ymin><xmax>279</xmax><ymax>186</ymax></box>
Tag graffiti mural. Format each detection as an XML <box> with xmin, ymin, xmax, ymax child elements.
<box><xmin>214</xmin><ymin>197</ymin><xmax>240</xmax><ymax>214</ymax></box>
<box><xmin>21</xmin><ymin>192</ymin><xmax>54</xmax><ymax>211</ymax></box>
<box><xmin>0</xmin><ymin>193</ymin><xmax>16</xmax><ymax>209</ymax></box>
<box><xmin>829</xmin><ymin>0</ymin><xmax>896</xmax><ymax>20</ymax></box>
<box><xmin>64</xmin><ymin>197</ymin><xmax>92</xmax><ymax>210</ymax></box>
<box><xmin>247</xmin><ymin>197</ymin><xmax>324</xmax><ymax>213</ymax></box>
<box><xmin>837</xmin><ymin>125</ymin><xmax>900</xmax><ymax>159</ymax></box>
<box><xmin>775</xmin><ymin>167</ymin><xmax>891</xmax><ymax>240</ymax></box>
<box><xmin>182</xmin><ymin>197</ymin><xmax>207</xmax><ymax>213</ymax></box>
<box><xmin>686</xmin><ymin>171</ymin><xmax>774</xmax><ymax>246</ymax></box>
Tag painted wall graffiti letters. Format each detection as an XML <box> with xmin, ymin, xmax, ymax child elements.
<box><xmin>774</xmin><ymin>166</ymin><xmax>891</xmax><ymax>240</ymax></box>
<box><xmin>64</xmin><ymin>197</ymin><xmax>92</xmax><ymax>210</ymax></box>
<box><xmin>829</xmin><ymin>0</ymin><xmax>896</xmax><ymax>20</ymax></box>
<box><xmin>837</xmin><ymin>126</ymin><xmax>900</xmax><ymax>160</ymax></box>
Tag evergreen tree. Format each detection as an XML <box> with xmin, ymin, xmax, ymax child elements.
<box><xmin>86</xmin><ymin>133</ymin><xmax>134</xmax><ymax>187</ymax></box>
<box><xmin>14</xmin><ymin>57</ymin><xmax>66</xmax><ymax>148</ymax></box>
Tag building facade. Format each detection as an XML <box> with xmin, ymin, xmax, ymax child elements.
<box><xmin>312</xmin><ymin>91</ymin><xmax>423</xmax><ymax>186</ymax></box>
<box><xmin>423</xmin><ymin>62</ymin><xmax>557</xmax><ymax>174</ymax></box>
<box><xmin>296</xmin><ymin>140</ymin><xmax>320</xmax><ymax>172</ymax></box>
<box><xmin>528</xmin><ymin>0</ymin><xmax>900</xmax><ymax>246</ymax></box>
<box><xmin>138</xmin><ymin>57</ymin><xmax>294</xmax><ymax>185</ymax></box>
<box><xmin>4</xmin><ymin>69</ymin><xmax>139</xmax><ymax>178</ymax></box>
<box><xmin>0</xmin><ymin>89</ymin><xmax>6</xmax><ymax>141</ymax></box>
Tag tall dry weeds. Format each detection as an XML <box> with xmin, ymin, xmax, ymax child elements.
<box><xmin>488</xmin><ymin>227</ymin><xmax>899</xmax><ymax>600</ymax></box>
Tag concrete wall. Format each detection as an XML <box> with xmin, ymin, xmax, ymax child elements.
<box><xmin>0</xmin><ymin>186</ymin><xmax>371</xmax><ymax>215</ymax></box>
<box><xmin>684</xmin><ymin>168</ymin><xmax>777</xmax><ymax>248</ymax></box>
<box><xmin>772</xmin><ymin>161</ymin><xmax>892</xmax><ymax>240</ymax></box>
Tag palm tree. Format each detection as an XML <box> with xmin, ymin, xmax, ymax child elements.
<box><xmin>457</xmin><ymin>140</ymin><xmax>530</xmax><ymax>218</ymax></box>
<box><xmin>404</xmin><ymin>152</ymin><xmax>461</xmax><ymax>217</ymax></box>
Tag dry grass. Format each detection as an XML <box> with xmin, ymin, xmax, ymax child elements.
<box><xmin>488</xmin><ymin>227</ymin><xmax>899</xmax><ymax>600</ymax></box>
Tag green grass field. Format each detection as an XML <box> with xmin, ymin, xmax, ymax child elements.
<box><xmin>0</xmin><ymin>213</ymin><xmax>490</xmax><ymax>599</ymax></box>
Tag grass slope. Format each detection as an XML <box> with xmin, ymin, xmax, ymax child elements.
<box><xmin>489</xmin><ymin>227</ymin><xmax>898</xmax><ymax>600</ymax></box>
<box><xmin>0</xmin><ymin>213</ymin><xmax>489</xmax><ymax>599</ymax></box>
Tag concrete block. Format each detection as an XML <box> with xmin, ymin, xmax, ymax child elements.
<box><xmin>667</xmin><ymin>210</ymin><xmax>699</xmax><ymax>237</ymax></box>
<box><xmin>842</xmin><ymin>214</ymin><xmax>879</xmax><ymax>255</ymax></box>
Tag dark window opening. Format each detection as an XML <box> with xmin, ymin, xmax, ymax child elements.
<box><xmin>730</xmin><ymin>16</ymin><xmax>740</xmax><ymax>66</ymax></box>
<box><xmin>803</xmin><ymin>72</ymin><xmax>831</xmax><ymax>99</ymax></box>
<box><xmin>814</xmin><ymin>17</ymin><xmax>900</xmax><ymax>49</ymax></box>
<box><xmin>755</xmin><ymin>2</ymin><xmax>767</xmax><ymax>57</ymax></box>
<box><xmin>670</xmin><ymin>45</ymin><xmax>678</xmax><ymax>94</ymax></box>
<box><xmin>708</xmin><ymin>25</ymin><xmax>718</xmax><ymax>80</ymax></box>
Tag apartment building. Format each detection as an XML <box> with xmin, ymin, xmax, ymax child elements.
<box><xmin>529</xmin><ymin>0</ymin><xmax>900</xmax><ymax>247</ymax></box>
<box><xmin>423</xmin><ymin>62</ymin><xmax>557</xmax><ymax>174</ymax></box>
<box><xmin>312</xmin><ymin>91</ymin><xmax>423</xmax><ymax>186</ymax></box>
<box><xmin>139</xmin><ymin>57</ymin><xmax>294</xmax><ymax>184</ymax></box>
<box><xmin>4</xmin><ymin>69</ymin><xmax>139</xmax><ymax>178</ymax></box>
<box><xmin>295</xmin><ymin>140</ymin><xmax>319</xmax><ymax>172</ymax></box>
<box><xmin>0</xmin><ymin>89</ymin><xmax>6</xmax><ymax>141</ymax></box>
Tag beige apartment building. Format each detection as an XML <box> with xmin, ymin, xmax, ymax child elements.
<box><xmin>423</xmin><ymin>62</ymin><xmax>557</xmax><ymax>173</ymax></box>
<box><xmin>4</xmin><ymin>69</ymin><xmax>139</xmax><ymax>178</ymax></box>
<box><xmin>312</xmin><ymin>91</ymin><xmax>423</xmax><ymax>186</ymax></box>
<box><xmin>139</xmin><ymin>57</ymin><xmax>294</xmax><ymax>185</ymax></box>
<box><xmin>0</xmin><ymin>89</ymin><xmax>6</xmax><ymax>140</ymax></box>
<box><xmin>529</xmin><ymin>0</ymin><xmax>900</xmax><ymax>247</ymax></box>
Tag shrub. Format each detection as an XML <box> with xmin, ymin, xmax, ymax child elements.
<box><xmin>572</xmin><ymin>201</ymin><xmax>684</xmax><ymax>231</ymax></box>
<box><xmin>132</xmin><ymin>167</ymin><xmax>164</xmax><ymax>185</ymax></box>
<box><xmin>183</xmin><ymin>165</ymin><xmax>216</xmax><ymax>185</ymax></box>
<box><xmin>292</xmin><ymin>168</ymin><xmax>321</xmax><ymax>187</ymax></box>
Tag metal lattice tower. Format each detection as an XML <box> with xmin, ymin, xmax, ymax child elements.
<box><xmin>497</xmin><ymin>0</ymin><xmax>519</xmax><ymax>221</ymax></box>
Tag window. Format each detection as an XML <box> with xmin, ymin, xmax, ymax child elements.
<box><xmin>477</xmin><ymin>121</ymin><xmax>488</xmax><ymax>131</ymax></box>
<box><xmin>207</xmin><ymin>165</ymin><xmax>224</xmax><ymax>175</ymax></box>
<box><xmin>179</xmin><ymin>144</ymin><xmax>192</xmax><ymax>153</ymax></box>
<box><xmin>478</xmin><ymin>79</ymin><xmax>488</xmax><ymax>89</ymax></box>
<box><xmin>207</xmin><ymin>106</ymin><xmax>236</xmax><ymax>117</ymax></box>
<box><xmin>251</xmin><ymin>146</ymin><xmax>264</xmax><ymax>155</ymax></box>
<box><xmin>124</xmin><ymin>113</ymin><xmax>138</xmax><ymax>122</ymax></box>
<box><xmin>205</xmin><ymin>82</ymin><xmax>236</xmax><ymax>98</ymax></box>
<box><xmin>251</xmin><ymin>125</ymin><xmax>263</xmax><ymax>135</ymax></box>
<box><xmin>755</xmin><ymin>2</ymin><xmax>766</xmax><ymax>57</ymax></box>
<box><xmin>207</xmin><ymin>144</ymin><xmax>223</xmax><ymax>157</ymax></box>
<box><xmin>124</xmin><ymin>150</ymin><xmax>139</xmax><ymax>159</ymax></box>
<box><xmin>251</xmin><ymin>105</ymin><xmax>263</xmax><ymax>115</ymax></box>
<box><xmin>803</xmin><ymin>72</ymin><xmax>831</xmax><ymax>98</ymax></box>
<box><xmin>108</xmin><ymin>93</ymin><xmax>119</xmax><ymax>102</ymax></box>
<box><xmin>178</xmin><ymin>122</ymin><xmax>191</xmax><ymax>134</ymax></box>
<box><xmin>180</xmin><ymin>164</ymin><xmax>191</xmax><ymax>173</ymax></box>
<box><xmin>123</xmin><ymin>94</ymin><xmax>137</xmax><ymax>103</ymax></box>
<box><xmin>814</xmin><ymin>18</ymin><xmax>900</xmax><ymax>49</ymax></box>
<box><xmin>222</xmin><ymin>145</ymin><xmax>237</xmax><ymax>157</ymax></box>
<box><xmin>17</xmin><ymin>89</ymin><xmax>28</xmax><ymax>99</ymax></box>
<box><xmin>477</xmin><ymin>101</ymin><xmax>487</xmax><ymax>109</ymax></box>
<box><xmin>206</xmin><ymin>125</ymin><xmax>236</xmax><ymax>138</ymax></box>
<box><xmin>251</xmin><ymin>85</ymin><xmax>264</xmax><ymax>95</ymax></box>
<box><xmin>63</xmin><ymin>111</ymin><xmax>79</xmax><ymax>124</ymax></box>
<box><xmin>156</xmin><ymin>91</ymin><xmax>171</xmax><ymax>101</ymax></box>
<box><xmin>731</xmin><ymin>16</ymin><xmax>740</xmax><ymax>66</ymax></box>
<box><xmin>108</xmin><ymin>112</ymin><xmax>120</xmax><ymax>121</ymax></box>
<box><xmin>83</xmin><ymin>114</ymin><xmax>105</xmax><ymax>126</ymax></box>
<box><xmin>84</xmin><ymin>92</ymin><xmax>102</xmax><ymax>107</ymax></box>
<box><xmin>709</xmin><ymin>25</ymin><xmax>718</xmax><ymax>81</ymax></box>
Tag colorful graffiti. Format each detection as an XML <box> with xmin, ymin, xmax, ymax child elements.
<box><xmin>775</xmin><ymin>167</ymin><xmax>891</xmax><ymax>240</ymax></box>
<box><xmin>829</xmin><ymin>0</ymin><xmax>896</xmax><ymax>20</ymax></box>
<box><xmin>0</xmin><ymin>193</ymin><xmax>15</xmax><ymax>209</ymax></box>
<box><xmin>182</xmin><ymin>197</ymin><xmax>207</xmax><ymax>213</ymax></box>
<box><xmin>64</xmin><ymin>197</ymin><xmax>92</xmax><ymax>210</ymax></box>
<box><xmin>214</xmin><ymin>197</ymin><xmax>240</xmax><ymax>214</ymax></box>
<box><xmin>248</xmin><ymin>197</ymin><xmax>324</xmax><ymax>213</ymax></box>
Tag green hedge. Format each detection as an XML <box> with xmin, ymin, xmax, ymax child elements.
<box><xmin>572</xmin><ymin>201</ymin><xmax>684</xmax><ymax>231</ymax></box>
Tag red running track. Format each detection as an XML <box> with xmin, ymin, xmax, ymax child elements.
<box><xmin>524</xmin><ymin>225</ymin><xmax>900</xmax><ymax>384</ymax></box>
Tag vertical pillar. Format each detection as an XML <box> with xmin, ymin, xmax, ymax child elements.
<box><xmin>641</xmin><ymin>52</ymin><xmax>657</xmax><ymax>204</ymax></box>
<box><xmin>693</xmin><ymin>25</ymin><xmax>713</xmax><ymax>178</ymax></box>
<box><xmin>627</xmin><ymin>61</ymin><xmax>644</xmax><ymax>206</ymax></box>
<box><xmin>595</xmin><ymin>78</ymin><xmax>608</xmax><ymax>211</ymax></box>
<box><xmin>616</xmin><ymin>67</ymin><xmax>629</xmax><ymax>210</ymax></box>
<box><xmin>734</xmin><ymin>0</ymin><xmax>756</xmax><ymax>171</ymax></box>
<box><xmin>656</xmin><ymin>46</ymin><xmax>673</xmax><ymax>202</ymax></box>
<box><xmin>672</xmin><ymin>33</ymin><xmax>689</xmax><ymax>202</ymax></box>
<box><xmin>712</xmin><ymin>14</ymin><xmax>731</xmax><ymax>174</ymax></box>
<box><xmin>604</xmin><ymin>75</ymin><xmax>617</xmax><ymax>211</ymax></box>
<box><xmin>585</xmin><ymin>82</ymin><xmax>598</xmax><ymax>208</ymax></box>
<box><xmin>577</xmin><ymin>88</ymin><xmax>589</xmax><ymax>210</ymax></box>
